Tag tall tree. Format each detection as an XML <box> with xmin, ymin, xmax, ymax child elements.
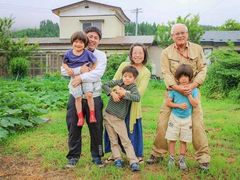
<box><xmin>219</xmin><ymin>19</ymin><xmax>240</xmax><ymax>31</ymax></box>
<box><xmin>154</xmin><ymin>14</ymin><xmax>204</xmax><ymax>47</ymax></box>
<box><xmin>12</xmin><ymin>19</ymin><xmax>59</xmax><ymax>38</ymax></box>
<box><xmin>0</xmin><ymin>17</ymin><xmax>38</xmax><ymax>64</ymax></box>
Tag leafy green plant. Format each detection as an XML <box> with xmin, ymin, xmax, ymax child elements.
<box><xmin>9</xmin><ymin>57</ymin><xmax>29</xmax><ymax>79</ymax></box>
<box><xmin>102</xmin><ymin>53</ymin><xmax>128</xmax><ymax>81</ymax></box>
<box><xmin>0</xmin><ymin>76</ymin><xmax>69</xmax><ymax>141</ymax></box>
<box><xmin>202</xmin><ymin>42</ymin><xmax>240</xmax><ymax>102</ymax></box>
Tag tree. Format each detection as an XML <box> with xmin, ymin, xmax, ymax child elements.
<box><xmin>125</xmin><ymin>22</ymin><xmax>157</xmax><ymax>36</ymax></box>
<box><xmin>39</xmin><ymin>20</ymin><xmax>59</xmax><ymax>37</ymax></box>
<box><xmin>154</xmin><ymin>14</ymin><xmax>204</xmax><ymax>47</ymax></box>
<box><xmin>202</xmin><ymin>42</ymin><xmax>240</xmax><ymax>101</ymax></box>
<box><xmin>12</xmin><ymin>19</ymin><xmax>59</xmax><ymax>38</ymax></box>
<box><xmin>154</xmin><ymin>24</ymin><xmax>172</xmax><ymax>47</ymax></box>
<box><xmin>219</xmin><ymin>19</ymin><xmax>240</xmax><ymax>31</ymax></box>
<box><xmin>0</xmin><ymin>17</ymin><xmax>38</xmax><ymax>75</ymax></box>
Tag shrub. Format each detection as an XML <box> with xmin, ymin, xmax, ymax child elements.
<box><xmin>9</xmin><ymin>57</ymin><xmax>29</xmax><ymax>79</ymax></box>
<box><xmin>202</xmin><ymin>42</ymin><xmax>240</xmax><ymax>102</ymax></box>
<box><xmin>102</xmin><ymin>53</ymin><xmax>128</xmax><ymax>81</ymax></box>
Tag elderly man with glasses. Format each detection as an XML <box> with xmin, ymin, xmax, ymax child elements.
<box><xmin>147</xmin><ymin>23</ymin><xmax>210</xmax><ymax>171</ymax></box>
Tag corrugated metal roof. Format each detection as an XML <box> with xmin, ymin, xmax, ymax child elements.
<box><xmin>201</xmin><ymin>31</ymin><xmax>240</xmax><ymax>43</ymax></box>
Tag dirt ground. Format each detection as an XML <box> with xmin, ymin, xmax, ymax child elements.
<box><xmin>0</xmin><ymin>155</ymin><xmax>76</xmax><ymax>180</ymax></box>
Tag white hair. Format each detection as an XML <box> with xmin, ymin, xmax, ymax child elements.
<box><xmin>171</xmin><ymin>23</ymin><xmax>188</xmax><ymax>35</ymax></box>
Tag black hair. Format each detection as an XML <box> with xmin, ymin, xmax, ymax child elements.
<box><xmin>129</xmin><ymin>43</ymin><xmax>148</xmax><ymax>65</ymax></box>
<box><xmin>175</xmin><ymin>64</ymin><xmax>194</xmax><ymax>81</ymax></box>
<box><xmin>70</xmin><ymin>31</ymin><xmax>88</xmax><ymax>47</ymax></box>
<box><xmin>122</xmin><ymin>66</ymin><xmax>139</xmax><ymax>79</ymax></box>
<box><xmin>84</xmin><ymin>26</ymin><xmax>102</xmax><ymax>39</ymax></box>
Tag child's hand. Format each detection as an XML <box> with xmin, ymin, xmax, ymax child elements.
<box><xmin>178</xmin><ymin>103</ymin><xmax>188</xmax><ymax>110</ymax></box>
<box><xmin>66</xmin><ymin>67</ymin><xmax>74</xmax><ymax>76</ymax></box>
<box><xmin>110</xmin><ymin>91</ymin><xmax>121</xmax><ymax>102</ymax></box>
<box><xmin>116</xmin><ymin>87</ymin><xmax>126</xmax><ymax>98</ymax></box>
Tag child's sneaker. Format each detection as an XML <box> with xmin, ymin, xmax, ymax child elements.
<box><xmin>130</xmin><ymin>163</ymin><xmax>140</xmax><ymax>172</ymax></box>
<box><xmin>179</xmin><ymin>155</ymin><xmax>187</xmax><ymax>170</ymax></box>
<box><xmin>199</xmin><ymin>163</ymin><xmax>209</xmax><ymax>172</ymax></box>
<box><xmin>114</xmin><ymin>159</ymin><xmax>123</xmax><ymax>168</ymax></box>
<box><xmin>77</xmin><ymin>112</ymin><xmax>84</xmax><ymax>126</ymax></box>
<box><xmin>89</xmin><ymin>111</ymin><xmax>97</xmax><ymax>123</ymax></box>
<box><xmin>167</xmin><ymin>155</ymin><xmax>175</xmax><ymax>170</ymax></box>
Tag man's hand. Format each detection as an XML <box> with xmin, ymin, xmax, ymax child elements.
<box><xmin>71</xmin><ymin>75</ymin><xmax>82</xmax><ymax>87</ymax></box>
<box><xmin>110</xmin><ymin>91</ymin><xmax>121</xmax><ymax>102</ymax></box>
<box><xmin>178</xmin><ymin>103</ymin><xmax>188</xmax><ymax>110</ymax></box>
<box><xmin>171</xmin><ymin>84</ymin><xmax>191</xmax><ymax>96</ymax></box>
<box><xmin>80</xmin><ymin>63</ymin><xmax>91</xmax><ymax>73</ymax></box>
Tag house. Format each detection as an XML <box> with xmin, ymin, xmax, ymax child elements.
<box><xmin>52</xmin><ymin>0</ymin><xmax>130</xmax><ymax>39</ymax></box>
<box><xmin>5</xmin><ymin>1</ymin><xmax>240</xmax><ymax>78</ymax></box>
<box><xmin>22</xmin><ymin>0</ymin><xmax>156</xmax><ymax>76</ymax></box>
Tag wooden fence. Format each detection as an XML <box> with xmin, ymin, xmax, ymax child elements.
<box><xmin>0</xmin><ymin>52</ymin><xmax>64</xmax><ymax>77</ymax></box>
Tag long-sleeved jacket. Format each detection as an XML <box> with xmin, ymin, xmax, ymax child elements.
<box><xmin>161</xmin><ymin>42</ymin><xmax>207</xmax><ymax>88</ymax></box>
<box><xmin>102</xmin><ymin>79</ymin><xmax>140</xmax><ymax>120</ymax></box>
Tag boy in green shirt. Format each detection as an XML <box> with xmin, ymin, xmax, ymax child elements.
<box><xmin>102</xmin><ymin>66</ymin><xmax>140</xmax><ymax>172</ymax></box>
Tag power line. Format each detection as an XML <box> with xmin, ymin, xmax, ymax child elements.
<box><xmin>131</xmin><ymin>8</ymin><xmax>143</xmax><ymax>36</ymax></box>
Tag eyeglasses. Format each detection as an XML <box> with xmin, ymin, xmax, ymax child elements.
<box><xmin>173</xmin><ymin>31</ymin><xmax>188</xmax><ymax>36</ymax></box>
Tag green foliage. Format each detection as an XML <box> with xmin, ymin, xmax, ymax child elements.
<box><xmin>219</xmin><ymin>19</ymin><xmax>240</xmax><ymax>31</ymax></box>
<box><xmin>102</xmin><ymin>53</ymin><xmax>128</xmax><ymax>81</ymax></box>
<box><xmin>200</xmin><ymin>25</ymin><xmax>218</xmax><ymax>31</ymax></box>
<box><xmin>12</xmin><ymin>20</ymin><xmax>59</xmax><ymax>38</ymax></box>
<box><xmin>154</xmin><ymin>14</ymin><xmax>204</xmax><ymax>47</ymax></box>
<box><xmin>154</xmin><ymin>24</ymin><xmax>172</xmax><ymax>47</ymax></box>
<box><xmin>9</xmin><ymin>57</ymin><xmax>29</xmax><ymax>79</ymax></box>
<box><xmin>0</xmin><ymin>17</ymin><xmax>38</xmax><ymax>74</ymax></box>
<box><xmin>202</xmin><ymin>42</ymin><xmax>240</xmax><ymax>102</ymax></box>
<box><xmin>0</xmin><ymin>76</ymin><xmax>69</xmax><ymax>141</ymax></box>
<box><xmin>125</xmin><ymin>22</ymin><xmax>157</xmax><ymax>35</ymax></box>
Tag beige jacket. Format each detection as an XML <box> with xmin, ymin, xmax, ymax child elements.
<box><xmin>160</xmin><ymin>42</ymin><xmax>207</xmax><ymax>88</ymax></box>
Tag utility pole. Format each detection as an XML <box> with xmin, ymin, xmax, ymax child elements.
<box><xmin>131</xmin><ymin>8</ymin><xmax>142</xmax><ymax>36</ymax></box>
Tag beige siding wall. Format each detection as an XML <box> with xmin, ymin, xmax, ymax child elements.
<box><xmin>59</xmin><ymin>16</ymin><xmax>125</xmax><ymax>39</ymax></box>
<box><xmin>148</xmin><ymin>46</ymin><xmax>163</xmax><ymax>78</ymax></box>
<box><xmin>60</xmin><ymin>17</ymin><xmax>81</xmax><ymax>39</ymax></box>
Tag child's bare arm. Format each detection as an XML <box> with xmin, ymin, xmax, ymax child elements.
<box><xmin>166</xmin><ymin>97</ymin><xmax>187</xmax><ymax>110</ymax></box>
<box><xmin>188</xmin><ymin>94</ymin><xmax>199</xmax><ymax>107</ymax></box>
<box><xmin>62</xmin><ymin>63</ymin><xmax>74</xmax><ymax>76</ymax></box>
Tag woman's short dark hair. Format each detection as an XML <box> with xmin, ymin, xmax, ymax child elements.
<box><xmin>84</xmin><ymin>26</ymin><xmax>102</xmax><ymax>39</ymax></box>
<box><xmin>175</xmin><ymin>64</ymin><xmax>194</xmax><ymax>81</ymax></box>
<box><xmin>70</xmin><ymin>31</ymin><xmax>88</xmax><ymax>47</ymax></box>
<box><xmin>129</xmin><ymin>43</ymin><xmax>148</xmax><ymax>65</ymax></box>
<box><xmin>122</xmin><ymin>66</ymin><xmax>139</xmax><ymax>79</ymax></box>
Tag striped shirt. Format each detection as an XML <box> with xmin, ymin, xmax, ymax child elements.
<box><xmin>102</xmin><ymin>79</ymin><xmax>140</xmax><ymax>120</ymax></box>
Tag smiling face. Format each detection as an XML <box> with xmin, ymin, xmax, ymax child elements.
<box><xmin>86</xmin><ymin>31</ymin><xmax>100</xmax><ymax>51</ymax></box>
<box><xmin>72</xmin><ymin>39</ymin><xmax>85</xmax><ymax>54</ymax></box>
<box><xmin>131</xmin><ymin>45</ymin><xmax>145</xmax><ymax>65</ymax></box>
<box><xmin>171</xmin><ymin>24</ymin><xmax>189</xmax><ymax>46</ymax></box>
<box><xmin>122</xmin><ymin>72</ymin><xmax>136</xmax><ymax>86</ymax></box>
<box><xmin>178</xmin><ymin>75</ymin><xmax>190</xmax><ymax>85</ymax></box>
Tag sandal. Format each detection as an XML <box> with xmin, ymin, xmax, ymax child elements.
<box><xmin>104</xmin><ymin>157</ymin><xmax>115</xmax><ymax>164</ymax></box>
<box><xmin>138</xmin><ymin>157</ymin><xmax>144</xmax><ymax>164</ymax></box>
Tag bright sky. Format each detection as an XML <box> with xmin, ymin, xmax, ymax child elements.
<box><xmin>0</xmin><ymin>0</ymin><xmax>239</xmax><ymax>30</ymax></box>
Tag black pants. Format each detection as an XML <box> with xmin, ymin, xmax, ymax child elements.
<box><xmin>66</xmin><ymin>95</ymin><xmax>104</xmax><ymax>159</ymax></box>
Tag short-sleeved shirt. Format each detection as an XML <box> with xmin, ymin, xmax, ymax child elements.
<box><xmin>63</xmin><ymin>49</ymin><xmax>97</xmax><ymax>68</ymax></box>
<box><xmin>169</xmin><ymin>88</ymin><xmax>198</xmax><ymax>118</ymax></box>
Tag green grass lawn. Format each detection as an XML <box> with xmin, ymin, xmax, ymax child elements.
<box><xmin>1</xmin><ymin>80</ymin><xmax>240</xmax><ymax>179</ymax></box>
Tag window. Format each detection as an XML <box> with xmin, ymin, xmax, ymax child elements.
<box><xmin>81</xmin><ymin>20</ymin><xmax>103</xmax><ymax>31</ymax></box>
